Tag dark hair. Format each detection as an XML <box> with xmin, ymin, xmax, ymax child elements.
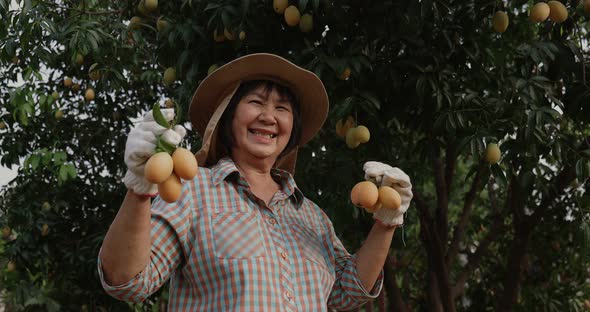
<box><xmin>218</xmin><ymin>80</ymin><xmax>302</xmax><ymax>160</ymax></box>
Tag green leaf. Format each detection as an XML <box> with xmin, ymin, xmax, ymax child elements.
<box><xmin>156</xmin><ymin>136</ymin><xmax>176</xmax><ymax>154</ymax></box>
<box><xmin>299</xmin><ymin>0</ymin><xmax>309</xmax><ymax>12</ymax></box>
<box><xmin>576</xmin><ymin>159</ymin><xmax>589</xmax><ymax>182</ymax></box>
<box><xmin>152</xmin><ymin>103</ymin><xmax>171</xmax><ymax>129</ymax></box>
<box><xmin>491</xmin><ymin>164</ymin><xmax>507</xmax><ymax>188</ymax></box>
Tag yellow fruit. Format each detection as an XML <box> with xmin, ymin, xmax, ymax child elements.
<box><xmin>0</xmin><ymin>122</ymin><xmax>6</xmax><ymax>130</ymax></box>
<box><xmin>1</xmin><ymin>226</ymin><xmax>11</xmax><ymax>238</ymax></box>
<box><xmin>6</xmin><ymin>261</ymin><xmax>16</xmax><ymax>272</ymax></box>
<box><xmin>137</xmin><ymin>1</ymin><xmax>148</xmax><ymax>15</ymax></box>
<box><xmin>74</xmin><ymin>53</ymin><xmax>84</xmax><ymax>66</ymax></box>
<box><xmin>299</xmin><ymin>13</ymin><xmax>313</xmax><ymax>32</ymax></box>
<box><xmin>345</xmin><ymin>127</ymin><xmax>360</xmax><ymax>149</ymax></box>
<box><xmin>52</xmin><ymin>91</ymin><xmax>59</xmax><ymax>100</ymax></box>
<box><xmin>548</xmin><ymin>1</ymin><xmax>568</xmax><ymax>23</ymax></box>
<box><xmin>239</xmin><ymin>31</ymin><xmax>246</xmax><ymax>40</ymax></box>
<box><xmin>72</xmin><ymin>83</ymin><xmax>80</xmax><ymax>92</ymax></box>
<box><xmin>207</xmin><ymin>64</ymin><xmax>219</xmax><ymax>75</ymax></box>
<box><xmin>145</xmin><ymin>0</ymin><xmax>157</xmax><ymax>11</ymax></box>
<box><xmin>163</xmin><ymin>67</ymin><xmax>176</xmax><ymax>85</ymax></box>
<box><xmin>585</xmin><ymin>0</ymin><xmax>590</xmax><ymax>15</ymax></box>
<box><xmin>157</xmin><ymin>17</ymin><xmax>169</xmax><ymax>32</ymax></box>
<box><xmin>64</xmin><ymin>77</ymin><xmax>73</xmax><ymax>87</ymax></box>
<box><xmin>377</xmin><ymin>186</ymin><xmax>402</xmax><ymax>210</ymax></box>
<box><xmin>350</xmin><ymin>181</ymin><xmax>379</xmax><ymax>209</ymax></box>
<box><xmin>530</xmin><ymin>2</ymin><xmax>550</xmax><ymax>22</ymax></box>
<box><xmin>213</xmin><ymin>29</ymin><xmax>225</xmax><ymax>42</ymax></box>
<box><xmin>583</xmin><ymin>299</ymin><xmax>590</xmax><ymax>310</ymax></box>
<box><xmin>273</xmin><ymin>0</ymin><xmax>289</xmax><ymax>14</ymax></box>
<box><xmin>485</xmin><ymin>143</ymin><xmax>501</xmax><ymax>164</ymax></box>
<box><xmin>42</xmin><ymin>201</ymin><xmax>51</xmax><ymax>211</ymax></box>
<box><xmin>145</xmin><ymin>152</ymin><xmax>174</xmax><ymax>184</ymax></box>
<box><xmin>335</xmin><ymin>116</ymin><xmax>354</xmax><ymax>138</ymax></box>
<box><xmin>165</xmin><ymin>98</ymin><xmax>174</xmax><ymax>108</ymax></box>
<box><xmin>492</xmin><ymin>11</ymin><xmax>509</xmax><ymax>33</ymax></box>
<box><xmin>224</xmin><ymin>27</ymin><xmax>236</xmax><ymax>40</ymax></box>
<box><xmin>354</xmin><ymin>125</ymin><xmax>370</xmax><ymax>143</ymax></box>
<box><xmin>339</xmin><ymin>67</ymin><xmax>351</xmax><ymax>80</ymax></box>
<box><xmin>172</xmin><ymin>148</ymin><xmax>199</xmax><ymax>180</ymax></box>
<box><xmin>55</xmin><ymin>110</ymin><xmax>64</xmax><ymax>120</ymax></box>
<box><xmin>129</xmin><ymin>16</ymin><xmax>142</xmax><ymax>30</ymax></box>
<box><xmin>158</xmin><ymin>173</ymin><xmax>182</xmax><ymax>203</ymax></box>
<box><xmin>284</xmin><ymin>5</ymin><xmax>301</xmax><ymax>26</ymax></box>
<box><xmin>85</xmin><ymin>88</ymin><xmax>95</xmax><ymax>101</ymax></box>
<box><xmin>89</xmin><ymin>70</ymin><xmax>101</xmax><ymax>81</ymax></box>
<box><xmin>41</xmin><ymin>223</ymin><xmax>49</xmax><ymax>236</ymax></box>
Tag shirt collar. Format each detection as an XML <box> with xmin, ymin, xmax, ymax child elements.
<box><xmin>211</xmin><ymin>157</ymin><xmax>304</xmax><ymax>207</ymax></box>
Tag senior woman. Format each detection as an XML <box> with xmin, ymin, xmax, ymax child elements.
<box><xmin>98</xmin><ymin>53</ymin><xmax>413</xmax><ymax>311</ymax></box>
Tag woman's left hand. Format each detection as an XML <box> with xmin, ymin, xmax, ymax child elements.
<box><xmin>363</xmin><ymin>161</ymin><xmax>413</xmax><ymax>226</ymax></box>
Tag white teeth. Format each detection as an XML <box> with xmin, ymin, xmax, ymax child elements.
<box><xmin>251</xmin><ymin>131</ymin><xmax>276</xmax><ymax>139</ymax></box>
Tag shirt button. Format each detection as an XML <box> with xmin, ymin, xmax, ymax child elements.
<box><xmin>268</xmin><ymin>218</ymin><xmax>277</xmax><ymax>225</ymax></box>
<box><xmin>280</xmin><ymin>252</ymin><xmax>288</xmax><ymax>260</ymax></box>
<box><xmin>285</xmin><ymin>291</ymin><xmax>293</xmax><ymax>301</ymax></box>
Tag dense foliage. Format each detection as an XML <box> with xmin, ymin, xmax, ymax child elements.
<box><xmin>1</xmin><ymin>0</ymin><xmax>589</xmax><ymax>311</ymax></box>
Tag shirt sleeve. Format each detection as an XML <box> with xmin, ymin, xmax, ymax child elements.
<box><xmin>97</xmin><ymin>181</ymin><xmax>196</xmax><ymax>303</ymax></box>
<box><xmin>319</xmin><ymin>209</ymin><xmax>384</xmax><ymax>310</ymax></box>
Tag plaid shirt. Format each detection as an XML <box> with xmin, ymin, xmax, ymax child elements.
<box><xmin>98</xmin><ymin>157</ymin><xmax>383</xmax><ymax>311</ymax></box>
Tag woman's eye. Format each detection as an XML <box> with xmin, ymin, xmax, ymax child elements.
<box><xmin>277</xmin><ymin>106</ymin><xmax>290</xmax><ymax>111</ymax></box>
<box><xmin>249</xmin><ymin>100</ymin><xmax>262</xmax><ymax>105</ymax></box>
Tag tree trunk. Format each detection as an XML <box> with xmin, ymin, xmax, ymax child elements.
<box><xmin>383</xmin><ymin>254</ymin><xmax>408</xmax><ymax>312</ymax></box>
<box><xmin>428</xmin><ymin>270</ymin><xmax>444</xmax><ymax>312</ymax></box>
<box><xmin>496</xmin><ymin>228</ymin><xmax>530</xmax><ymax>311</ymax></box>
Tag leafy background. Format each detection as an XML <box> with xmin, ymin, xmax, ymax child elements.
<box><xmin>0</xmin><ymin>0</ymin><xmax>589</xmax><ymax>311</ymax></box>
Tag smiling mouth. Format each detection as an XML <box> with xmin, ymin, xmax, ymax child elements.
<box><xmin>249</xmin><ymin>129</ymin><xmax>277</xmax><ymax>139</ymax></box>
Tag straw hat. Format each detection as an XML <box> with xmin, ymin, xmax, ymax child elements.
<box><xmin>189</xmin><ymin>53</ymin><xmax>329</xmax><ymax>173</ymax></box>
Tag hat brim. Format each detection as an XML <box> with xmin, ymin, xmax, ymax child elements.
<box><xmin>189</xmin><ymin>53</ymin><xmax>329</xmax><ymax>147</ymax></box>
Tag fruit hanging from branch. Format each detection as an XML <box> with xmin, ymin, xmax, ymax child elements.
<box><xmin>530</xmin><ymin>2</ymin><xmax>550</xmax><ymax>22</ymax></box>
<box><xmin>548</xmin><ymin>1</ymin><xmax>568</xmax><ymax>23</ymax></box>
<box><xmin>492</xmin><ymin>11</ymin><xmax>509</xmax><ymax>33</ymax></box>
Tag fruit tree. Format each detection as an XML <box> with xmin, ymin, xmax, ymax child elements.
<box><xmin>1</xmin><ymin>0</ymin><xmax>589</xmax><ymax>311</ymax></box>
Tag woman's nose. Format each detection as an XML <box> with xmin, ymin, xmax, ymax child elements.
<box><xmin>257</xmin><ymin>106</ymin><xmax>276</xmax><ymax>123</ymax></box>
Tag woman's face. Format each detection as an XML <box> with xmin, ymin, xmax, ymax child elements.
<box><xmin>231</xmin><ymin>85</ymin><xmax>294</xmax><ymax>163</ymax></box>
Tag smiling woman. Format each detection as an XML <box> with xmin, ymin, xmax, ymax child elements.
<box><xmin>98</xmin><ymin>53</ymin><xmax>412</xmax><ymax>311</ymax></box>
<box><xmin>218</xmin><ymin>80</ymin><xmax>302</xmax><ymax>162</ymax></box>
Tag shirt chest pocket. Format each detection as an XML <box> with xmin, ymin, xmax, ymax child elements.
<box><xmin>290</xmin><ymin>223</ymin><xmax>331</xmax><ymax>271</ymax></box>
<box><xmin>211</xmin><ymin>204</ymin><xmax>267</xmax><ymax>259</ymax></box>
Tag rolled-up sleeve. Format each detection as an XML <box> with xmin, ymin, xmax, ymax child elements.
<box><xmin>97</xmin><ymin>183</ymin><xmax>195</xmax><ymax>302</ymax></box>
<box><xmin>316</xmin><ymin>209</ymin><xmax>383</xmax><ymax>310</ymax></box>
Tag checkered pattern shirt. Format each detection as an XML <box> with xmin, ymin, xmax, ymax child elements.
<box><xmin>98</xmin><ymin>157</ymin><xmax>383</xmax><ymax>311</ymax></box>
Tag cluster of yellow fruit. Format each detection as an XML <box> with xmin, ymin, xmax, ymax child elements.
<box><xmin>335</xmin><ymin>116</ymin><xmax>371</xmax><ymax>149</ymax></box>
<box><xmin>63</xmin><ymin>77</ymin><xmax>96</xmax><ymax>102</ymax></box>
<box><xmin>350</xmin><ymin>181</ymin><xmax>401</xmax><ymax>213</ymax></box>
<box><xmin>493</xmin><ymin>0</ymin><xmax>586</xmax><ymax>33</ymax></box>
<box><xmin>529</xmin><ymin>1</ymin><xmax>568</xmax><ymax>23</ymax></box>
<box><xmin>214</xmin><ymin>27</ymin><xmax>246</xmax><ymax>42</ymax></box>
<box><xmin>144</xmin><ymin>147</ymin><xmax>198</xmax><ymax>202</ymax></box>
<box><xmin>273</xmin><ymin>0</ymin><xmax>314</xmax><ymax>33</ymax></box>
<box><xmin>129</xmin><ymin>0</ymin><xmax>170</xmax><ymax>33</ymax></box>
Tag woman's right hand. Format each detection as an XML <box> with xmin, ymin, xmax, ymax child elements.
<box><xmin>122</xmin><ymin>108</ymin><xmax>186</xmax><ymax>196</ymax></box>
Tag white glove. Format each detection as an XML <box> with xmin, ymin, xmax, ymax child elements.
<box><xmin>363</xmin><ymin>161</ymin><xmax>413</xmax><ymax>226</ymax></box>
<box><xmin>122</xmin><ymin>109</ymin><xmax>186</xmax><ymax>196</ymax></box>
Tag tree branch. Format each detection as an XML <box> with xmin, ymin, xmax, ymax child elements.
<box><xmin>446</xmin><ymin>161</ymin><xmax>486</xmax><ymax>265</ymax></box>
<box><xmin>434</xmin><ymin>158</ymin><xmax>449</xmax><ymax>242</ymax></box>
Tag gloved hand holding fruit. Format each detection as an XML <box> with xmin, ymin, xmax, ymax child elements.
<box><xmin>123</xmin><ymin>104</ymin><xmax>198</xmax><ymax>202</ymax></box>
<box><xmin>350</xmin><ymin>161</ymin><xmax>413</xmax><ymax>226</ymax></box>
